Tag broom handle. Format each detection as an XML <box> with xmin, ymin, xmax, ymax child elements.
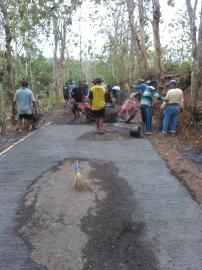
<box><xmin>75</xmin><ymin>160</ymin><xmax>80</xmax><ymax>173</ymax></box>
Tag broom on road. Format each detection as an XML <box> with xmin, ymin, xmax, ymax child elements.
<box><xmin>74</xmin><ymin>160</ymin><xmax>90</xmax><ymax>191</ymax></box>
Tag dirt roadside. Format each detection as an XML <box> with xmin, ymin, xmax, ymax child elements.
<box><xmin>151</xmin><ymin>132</ymin><xmax>202</xmax><ymax>206</ymax></box>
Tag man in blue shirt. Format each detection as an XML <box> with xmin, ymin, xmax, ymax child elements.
<box><xmin>13</xmin><ymin>80</ymin><xmax>36</xmax><ymax>132</ymax></box>
<box><xmin>133</xmin><ymin>80</ymin><xmax>163</xmax><ymax>135</ymax></box>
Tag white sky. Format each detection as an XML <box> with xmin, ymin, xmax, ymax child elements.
<box><xmin>40</xmin><ymin>0</ymin><xmax>108</xmax><ymax>58</ymax></box>
<box><xmin>40</xmin><ymin>0</ymin><xmax>199</xmax><ymax>58</ymax></box>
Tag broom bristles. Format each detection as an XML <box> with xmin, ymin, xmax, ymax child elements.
<box><xmin>74</xmin><ymin>171</ymin><xmax>91</xmax><ymax>191</ymax></box>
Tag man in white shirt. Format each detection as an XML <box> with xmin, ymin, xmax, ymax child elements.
<box><xmin>162</xmin><ymin>80</ymin><xmax>184</xmax><ymax>135</ymax></box>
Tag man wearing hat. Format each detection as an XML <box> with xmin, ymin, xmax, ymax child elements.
<box><xmin>13</xmin><ymin>79</ymin><xmax>36</xmax><ymax>132</ymax></box>
<box><xmin>162</xmin><ymin>80</ymin><xmax>184</xmax><ymax>135</ymax></box>
<box><xmin>89</xmin><ymin>77</ymin><xmax>106</xmax><ymax>134</ymax></box>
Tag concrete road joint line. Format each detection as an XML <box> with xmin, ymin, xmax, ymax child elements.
<box><xmin>0</xmin><ymin>122</ymin><xmax>52</xmax><ymax>157</ymax></box>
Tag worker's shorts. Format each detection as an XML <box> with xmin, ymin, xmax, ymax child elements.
<box><xmin>72</xmin><ymin>103</ymin><xmax>82</xmax><ymax>115</ymax></box>
<box><xmin>19</xmin><ymin>114</ymin><xmax>33</xmax><ymax>120</ymax></box>
<box><xmin>92</xmin><ymin>108</ymin><xmax>105</xmax><ymax>118</ymax></box>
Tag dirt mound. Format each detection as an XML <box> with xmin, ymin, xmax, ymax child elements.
<box><xmin>18</xmin><ymin>159</ymin><xmax>96</xmax><ymax>270</ymax></box>
<box><xmin>17</xmin><ymin>159</ymin><xmax>158</xmax><ymax>270</ymax></box>
<box><xmin>42</xmin><ymin>104</ymin><xmax>86</xmax><ymax>125</ymax></box>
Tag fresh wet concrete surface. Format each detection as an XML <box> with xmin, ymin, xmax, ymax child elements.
<box><xmin>0</xmin><ymin>124</ymin><xmax>202</xmax><ymax>269</ymax></box>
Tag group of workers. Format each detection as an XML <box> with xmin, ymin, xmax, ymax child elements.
<box><xmin>64</xmin><ymin>77</ymin><xmax>107</xmax><ymax>133</ymax></box>
<box><xmin>131</xmin><ymin>79</ymin><xmax>184</xmax><ymax>135</ymax></box>
<box><xmin>66</xmin><ymin>76</ymin><xmax>184</xmax><ymax>136</ymax></box>
<box><xmin>12</xmin><ymin>76</ymin><xmax>183</xmax><ymax>136</ymax></box>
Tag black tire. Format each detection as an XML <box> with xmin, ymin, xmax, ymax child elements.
<box><xmin>129</xmin><ymin>124</ymin><xmax>141</xmax><ymax>137</ymax></box>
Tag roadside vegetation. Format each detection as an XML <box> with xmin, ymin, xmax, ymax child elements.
<box><xmin>0</xmin><ymin>0</ymin><xmax>201</xmax><ymax>131</ymax></box>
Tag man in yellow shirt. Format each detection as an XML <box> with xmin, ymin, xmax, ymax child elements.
<box><xmin>89</xmin><ymin>77</ymin><xmax>106</xmax><ymax>134</ymax></box>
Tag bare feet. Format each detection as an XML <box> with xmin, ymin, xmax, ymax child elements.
<box><xmin>17</xmin><ymin>129</ymin><xmax>22</xmax><ymax>134</ymax></box>
<box><xmin>98</xmin><ymin>129</ymin><xmax>105</xmax><ymax>134</ymax></box>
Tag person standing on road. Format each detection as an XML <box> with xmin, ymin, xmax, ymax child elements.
<box><xmin>63</xmin><ymin>81</ymin><xmax>70</xmax><ymax>104</ymax></box>
<box><xmin>13</xmin><ymin>79</ymin><xmax>36</xmax><ymax>133</ymax></box>
<box><xmin>79</xmin><ymin>80</ymin><xmax>88</xmax><ymax>100</ymax></box>
<box><xmin>105</xmin><ymin>84</ymin><xmax>113</xmax><ymax>103</ymax></box>
<box><xmin>89</xmin><ymin>77</ymin><xmax>106</xmax><ymax>134</ymax></box>
<box><xmin>162</xmin><ymin>80</ymin><xmax>184</xmax><ymax>135</ymax></box>
<box><xmin>63</xmin><ymin>80</ymin><xmax>76</xmax><ymax>104</ymax></box>
<box><xmin>71</xmin><ymin>84</ymin><xmax>85</xmax><ymax>121</ymax></box>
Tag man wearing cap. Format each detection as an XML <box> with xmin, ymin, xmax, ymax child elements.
<box><xmin>162</xmin><ymin>80</ymin><xmax>184</xmax><ymax>135</ymax></box>
<box><xmin>89</xmin><ymin>77</ymin><xmax>106</xmax><ymax>134</ymax></box>
<box><xmin>13</xmin><ymin>80</ymin><xmax>36</xmax><ymax>132</ymax></box>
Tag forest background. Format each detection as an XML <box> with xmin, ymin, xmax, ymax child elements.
<box><xmin>0</xmin><ymin>0</ymin><xmax>202</xmax><ymax>121</ymax></box>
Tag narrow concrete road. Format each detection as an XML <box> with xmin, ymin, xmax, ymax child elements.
<box><xmin>0</xmin><ymin>124</ymin><xmax>202</xmax><ymax>270</ymax></box>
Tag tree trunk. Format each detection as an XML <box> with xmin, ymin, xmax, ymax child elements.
<box><xmin>52</xmin><ymin>14</ymin><xmax>60</xmax><ymax>96</ymax></box>
<box><xmin>0</xmin><ymin>5</ymin><xmax>15</xmax><ymax>104</ymax></box>
<box><xmin>129</xmin><ymin>33</ymin><xmax>136</xmax><ymax>81</ymax></box>
<box><xmin>186</xmin><ymin>0</ymin><xmax>198</xmax><ymax>61</ymax></box>
<box><xmin>137</xmin><ymin>0</ymin><xmax>149</xmax><ymax>77</ymax></box>
<box><xmin>0</xmin><ymin>80</ymin><xmax>3</xmax><ymax>113</ymax></box>
<box><xmin>0</xmin><ymin>80</ymin><xmax>6</xmax><ymax>133</ymax></box>
<box><xmin>58</xmin><ymin>20</ymin><xmax>67</xmax><ymax>98</ymax></box>
<box><xmin>52</xmin><ymin>6</ymin><xmax>70</xmax><ymax>99</ymax></box>
<box><xmin>126</xmin><ymin>0</ymin><xmax>143</xmax><ymax>77</ymax></box>
<box><xmin>152</xmin><ymin>0</ymin><xmax>164</xmax><ymax>80</ymax></box>
<box><xmin>4</xmin><ymin>17</ymin><xmax>16</xmax><ymax>124</ymax></box>
<box><xmin>79</xmin><ymin>14</ymin><xmax>84</xmax><ymax>78</ymax></box>
<box><xmin>191</xmin><ymin>3</ymin><xmax>202</xmax><ymax>117</ymax></box>
<box><xmin>62</xmin><ymin>34</ymin><xmax>67</xmax><ymax>88</ymax></box>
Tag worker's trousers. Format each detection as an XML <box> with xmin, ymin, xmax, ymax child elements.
<box><xmin>141</xmin><ymin>105</ymin><xmax>152</xmax><ymax>132</ymax></box>
<box><xmin>162</xmin><ymin>105</ymin><xmax>180</xmax><ymax>133</ymax></box>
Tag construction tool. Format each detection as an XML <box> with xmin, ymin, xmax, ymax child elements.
<box><xmin>74</xmin><ymin>160</ymin><xmax>90</xmax><ymax>191</ymax></box>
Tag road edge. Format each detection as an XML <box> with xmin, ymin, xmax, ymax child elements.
<box><xmin>0</xmin><ymin>122</ymin><xmax>51</xmax><ymax>157</ymax></box>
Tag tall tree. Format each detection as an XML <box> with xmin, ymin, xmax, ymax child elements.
<box><xmin>191</xmin><ymin>2</ymin><xmax>202</xmax><ymax>115</ymax></box>
<box><xmin>166</xmin><ymin>10</ymin><xmax>192</xmax><ymax>64</ymax></box>
<box><xmin>126</xmin><ymin>0</ymin><xmax>142</xmax><ymax>77</ymax></box>
<box><xmin>51</xmin><ymin>0</ymin><xmax>82</xmax><ymax>97</ymax></box>
<box><xmin>0</xmin><ymin>1</ymin><xmax>15</xmax><ymax>101</ymax></box>
<box><xmin>186</xmin><ymin>0</ymin><xmax>198</xmax><ymax>61</ymax></box>
<box><xmin>137</xmin><ymin>0</ymin><xmax>149</xmax><ymax>77</ymax></box>
<box><xmin>152</xmin><ymin>0</ymin><xmax>164</xmax><ymax>79</ymax></box>
<box><xmin>0</xmin><ymin>0</ymin><xmax>50</xmax><ymax>118</ymax></box>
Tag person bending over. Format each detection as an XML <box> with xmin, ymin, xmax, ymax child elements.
<box><xmin>133</xmin><ymin>79</ymin><xmax>163</xmax><ymax>135</ymax></box>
